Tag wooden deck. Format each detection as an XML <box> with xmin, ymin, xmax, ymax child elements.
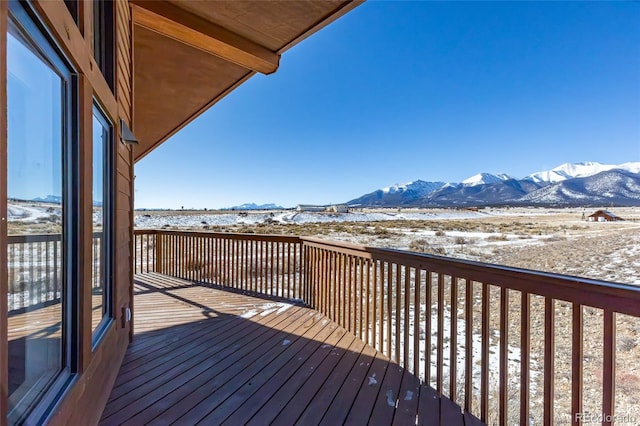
<box><xmin>99</xmin><ymin>273</ymin><xmax>473</xmax><ymax>425</ymax></box>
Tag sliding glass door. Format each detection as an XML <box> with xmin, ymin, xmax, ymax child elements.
<box><xmin>6</xmin><ymin>2</ymin><xmax>75</xmax><ymax>423</ymax></box>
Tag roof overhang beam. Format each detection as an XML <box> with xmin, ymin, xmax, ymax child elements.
<box><xmin>130</xmin><ymin>1</ymin><xmax>280</xmax><ymax>74</ymax></box>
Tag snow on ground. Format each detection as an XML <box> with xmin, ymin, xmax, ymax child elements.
<box><xmin>8</xmin><ymin>203</ymin><xmax>53</xmax><ymax>221</ymax></box>
<box><xmin>134</xmin><ymin>209</ymin><xmax>490</xmax><ymax>229</ymax></box>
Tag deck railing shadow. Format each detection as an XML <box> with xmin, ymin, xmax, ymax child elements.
<box><xmin>132</xmin><ymin>229</ymin><xmax>640</xmax><ymax>425</ymax></box>
<box><xmin>102</xmin><ymin>274</ymin><xmax>455</xmax><ymax>425</ymax></box>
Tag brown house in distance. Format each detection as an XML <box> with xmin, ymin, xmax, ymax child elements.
<box><xmin>588</xmin><ymin>210</ymin><xmax>624</xmax><ymax>222</ymax></box>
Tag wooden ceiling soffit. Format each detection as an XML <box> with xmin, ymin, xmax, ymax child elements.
<box><xmin>130</xmin><ymin>0</ymin><xmax>280</xmax><ymax>74</ymax></box>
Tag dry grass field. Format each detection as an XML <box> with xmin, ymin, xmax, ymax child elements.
<box><xmin>136</xmin><ymin>207</ymin><xmax>640</xmax><ymax>285</ymax></box>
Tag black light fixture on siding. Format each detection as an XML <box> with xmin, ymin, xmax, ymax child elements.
<box><xmin>120</xmin><ymin>119</ymin><xmax>138</xmax><ymax>145</ymax></box>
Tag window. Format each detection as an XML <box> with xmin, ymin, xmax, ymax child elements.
<box><xmin>93</xmin><ymin>0</ymin><xmax>114</xmax><ymax>91</ymax></box>
<box><xmin>91</xmin><ymin>103</ymin><xmax>113</xmax><ymax>343</ymax></box>
<box><xmin>6</xmin><ymin>2</ymin><xmax>77</xmax><ymax>423</ymax></box>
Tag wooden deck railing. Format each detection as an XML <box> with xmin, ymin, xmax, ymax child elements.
<box><xmin>8</xmin><ymin>233</ymin><xmax>103</xmax><ymax>312</ymax></box>
<box><xmin>134</xmin><ymin>230</ymin><xmax>304</xmax><ymax>300</ymax></box>
<box><xmin>134</xmin><ymin>229</ymin><xmax>640</xmax><ymax>425</ymax></box>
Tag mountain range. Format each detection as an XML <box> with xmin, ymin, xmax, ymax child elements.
<box><xmin>346</xmin><ymin>162</ymin><xmax>640</xmax><ymax>207</ymax></box>
<box><xmin>225</xmin><ymin>203</ymin><xmax>285</xmax><ymax>211</ymax></box>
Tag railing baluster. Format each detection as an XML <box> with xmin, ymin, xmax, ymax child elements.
<box><xmin>465</xmin><ymin>279</ymin><xmax>473</xmax><ymax>413</ymax></box>
<box><xmin>520</xmin><ymin>292</ymin><xmax>530</xmax><ymax>426</ymax></box>
<box><xmin>45</xmin><ymin>240</ymin><xmax>51</xmax><ymax>306</ymax></box>
<box><xmin>437</xmin><ymin>273</ymin><xmax>444</xmax><ymax>395</ymax></box>
<box><xmin>386</xmin><ymin>261</ymin><xmax>392</xmax><ymax>358</ymax></box>
<box><xmin>481</xmin><ymin>282</ymin><xmax>489</xmax><ymax>422</ymax></box>
<box><xmin>404</xmin><ymin>266</ymin><xmax>410</xmax><ymax>369</ymax></box>
<box><xmin>349</xmin><ymin>256</ymin><xmax>354</xmax><ymax>333</ymax></box>
<box><xmin>602</xmin><ymin>309</ymin><xmax>615</xmax><ymax>426</ymax></box>
<box><xmin>544</xmin><ymin>297</ymin><xmax>555</xmax><ymax>426</ymax></box>
<box><xmin>145</xmin><ymin>233</ymin><xmax>150</xmax><ymax>273</ymax></box>
<box><xmin>414</xmin><ymin>268</ymin><xmax>421</xmax><ymax>379</ymax></box>
<box><xmin>287</xmin><ymin>242</ymin><xmax>292</xmax><ymax>299</ymax></box>
<box><xmin>29</xmin><ymin>240</ymin><xmax>35</xmax><ymax>306</ymax></box>
<box><xmin>371</xmin><ymin>259</ymin><xmax>377</xmax><ymax>349</ymax></box>
<box><xmin>359</xmin><ymin>257</ymin><xmax>364</xmax><ymax>341</ymax></box>
<box><xmin>395</xmin><ymin>263</ymin><xmax>401</xmax><ymax>364</ymax></box>
<box><xmin>571</xmin><ymin>303</ymin><xmax>583</xmax><ymax>426</ymax></box>
<box><xmin>378</xmin><ymin>260</ymin><xmax>384</xmax><ymax>352</ymax></box>
<box><xmin>451</xmin><ymin>276</ymin><xmax>458</xmax><ymax>403</ymax></box>
<box><xmin>499</xmin><ymin>286</ymin><xmax>508</xmax><ymax>426</ymax></box>
<box><xmin>198</xmin><ymin>235</ymin><xmax>203</xmax><ymax>282</ymax></box>
<box><xmin>342</xmin><ymin>254</ymin><xmax>347</xmax><ymax>329</ymax></box>
<box><xmin>334</xmin><ymin>252</ymin><xmax>339</xmax><ymax>323</ymax></box>
<box><xmin>251</xmin><ymin>240</ymin><xmax>256</xmax><ymax>292</ymax></box>
<box><xmin>227</xmin><ymin>236</ymin><xmax>231</xmax><ymax>286</ymax></box>
<box><xmin>325</xmin><ymin>249</ymin><xmax>330</xmax><ymax>316</ymax></box>
<box><xmin>365</xmin><ymin>258</ymin><xmax>371</xmax><ymax>345</ymax></box>
<box><xmin>38</xmin><ymin>241</ymin><xmax>43</xmax><ymax>304</ymax></box>
<box><xmin>269</xmin><ymin>240</ymin><xmax>274</xmax><ymax>295</ymax></box>
<box><xmin>425</xmin><ymin>271</ymin><xmax>432</xmax><ymax>387</ymax></box>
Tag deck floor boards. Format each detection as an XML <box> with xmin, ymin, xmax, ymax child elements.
<box><xmin>100</xmin><ymin>273</ymin><xmax>475</xmax><ymax>425</ymax></box>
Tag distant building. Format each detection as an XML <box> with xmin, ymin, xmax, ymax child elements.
<box><xmin>328</xmin><ymin>204</ymin><xmax>349</xmax><ymax>213</ymax></box>
<box><xmin>587</xmin><ymin>210</ymin><xmax>624</xmax><ymax>222</ymax></box>
<box><xmin>296</xmin><ymin>204</ymin><xmax>328</xmax><ymax>212</ymax></box>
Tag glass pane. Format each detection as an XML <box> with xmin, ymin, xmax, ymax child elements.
<box><xmin>7</xmin><ymin>17</ymin><xmax>64</xmax><ymax>422</ymax></box>
<box><xmin>92</xmin><ymin>107</ymin><xmax>110</xmax><ymax>335</ymax></box>
<box><xmin>93</xmin><ymin>0</ymin><xmax>114</xmax><ymax>91</ymax></box>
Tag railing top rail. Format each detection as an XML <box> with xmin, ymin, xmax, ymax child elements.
<box><xmin>134</xmin><ymin>228</ymin><xmax>302</xmax><ymax>243</ymax></box>
<box><xmin>8</xmin><ymin>233</ymin><xmax>62</xmax><ymax>243</ymax></box>
<box><xmin>301</xmin><ymin>236</ymin><xmax>640</xmax><ymax>316</ymax></box>
<box><xmin>8</xmin><ymin>232</ymin><xmax>104</xmax><ymax>243</ymax></box>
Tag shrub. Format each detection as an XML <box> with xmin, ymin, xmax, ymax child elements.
<box><xmin>435</xmin><ymin>230</ymin><xmax>445</xmax><ymax>237</ymax></box>
<box><xmin>409</xmin><ymin>239</ymin><xmax>446</xmax><ymax>256</ymax></box>
<box><xmin>409</xmin><ymin>239</ymin><xmax>430</xmax><ymax>253</ymax></box>
<box><xmin>487</xmin><ymin>234</ymin><xmax>508</xmax><ymax>241</ymax></box>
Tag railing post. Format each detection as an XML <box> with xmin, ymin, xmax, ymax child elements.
<box><xmin>154</xmin><ymin>231</ymin><xmax>163</xmax><ymax>274</ymax></box>
<box><xmin>301</xmin><ymin>240</ymin><xmax>309</xmax><ymax>307</ymax></box>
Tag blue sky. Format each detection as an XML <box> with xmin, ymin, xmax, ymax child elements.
<box><xmin>135</xmin><ymin>1</ymin><xmax>640</xmax><ymax>209</ymax></box>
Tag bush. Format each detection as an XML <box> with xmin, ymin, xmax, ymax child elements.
<box><xmin>409</xmin><ymin>239</ymin><xmax>446</xmax><ymax>256</ymax></box>
<box><xmin>409</xmin><ymin>239</ymin><xmax>430</xmax><ymax>252</ymax></box>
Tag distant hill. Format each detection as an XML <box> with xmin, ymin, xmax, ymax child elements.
<box><xmin>225</xmin><ymin>203</ymin><xmax>284</xmax><ymax>210</ymax></box>
<box><xmin>31</xmin><ymin>195</ymin><xmax>62</xmax><ymax>204</ymax></box>
<box><xmin>346</xmin><ymin>162</ymin><xmax>640</xmax><ymax>207</ymax></box>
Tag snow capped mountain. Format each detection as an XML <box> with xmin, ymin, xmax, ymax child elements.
<box><xmin>524</xmin><ymin>161</ymin><xmax>640</xmax><ymax>184</ymax></box>
<box><xmin>381</xmin><ymin>180</ymin><xmax>446</xmax><ymax>195</ymax></box>
<box><xmin>227</xmin><ymin>203</ymin><xmax>284</xmax><ymax>210</ymax></box>
<box><xmin>520</xmin><ymin>170</ymin><xmax>640</xmax><ymax>205</ymax></box>
<box><xmin>347</xmin><ymin>161</ymin><xmax>640</xmax><ymax>207</ymax></box>
<box><xmin>31</xmin><ymin>195</ymin><xmax>62</xmax><ymax>204</ymax></box>
<box><xmin>618</xmin><ymin>162</ymin><xmax>640</xmax><ymax>174</ymax></box>
<box><xmin>461</xmin><ymin>172</ymin><xmax>512</xmax><ymax>187</ymax></box>
<box><xmin>348</xmin><ymin>180</ymin><xmax>445</xmax><ymax>207</ymax></box>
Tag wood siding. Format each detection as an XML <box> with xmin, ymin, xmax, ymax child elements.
<box><xmin>115</xmin><ymin>0</ymin><xmax>134</xmax><ymax>345</ymax></box>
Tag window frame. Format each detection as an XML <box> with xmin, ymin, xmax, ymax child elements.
<box><xmin>6</xmin><ymin>1</ymin><xmax>80</xmax><ymax>423</ymax></box>
<box><xmin>91</xmin><ymin>100</ymin><xmax>114</xmax><ymax>349</ymax></box>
